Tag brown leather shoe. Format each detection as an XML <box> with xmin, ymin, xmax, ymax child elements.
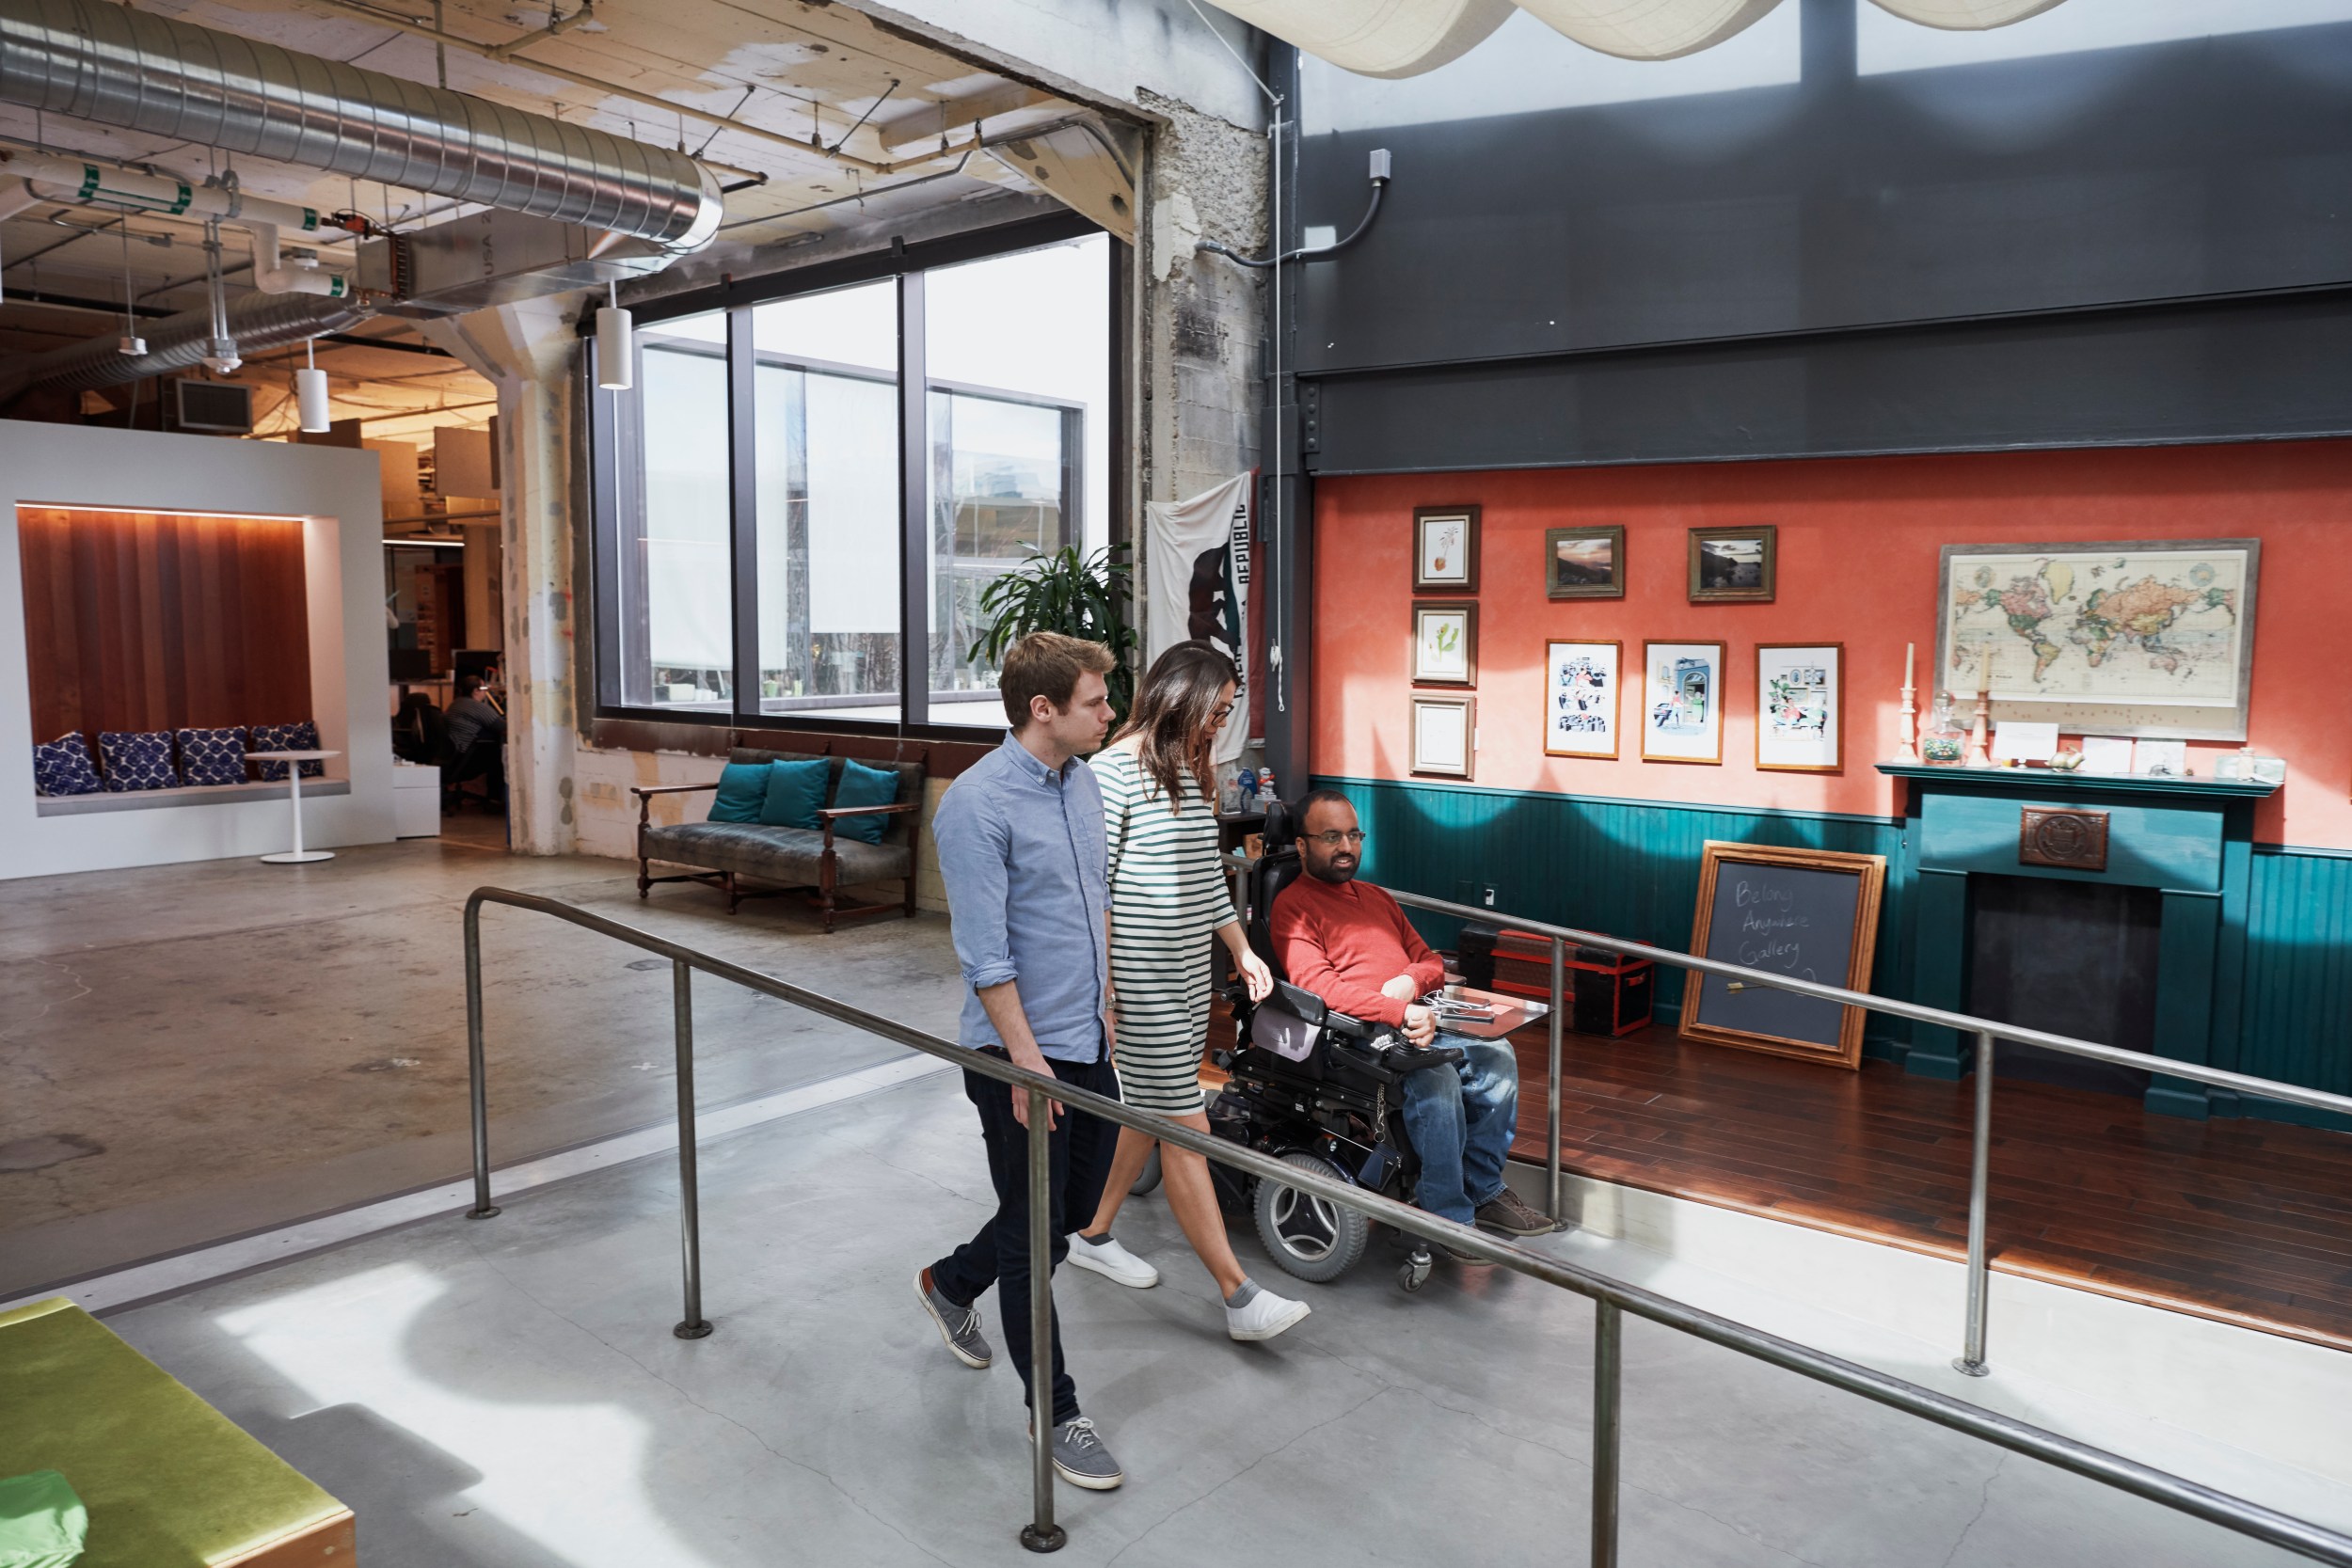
<box><xmin>1476</xmin><ymin>1186</ymin><xmax>1561</xmax><ymax>1237</ymax></box>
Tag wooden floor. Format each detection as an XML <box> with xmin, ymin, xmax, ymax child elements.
<box><xmin>1494</xmin><ymin>1020</ymin><xmax>2352</xmax><ymax>1352</ymax></box>
<box><xmin>1206</xmin><ymin>998</ymin><xmax>2352</xmax><ymax>1348</ymax></box>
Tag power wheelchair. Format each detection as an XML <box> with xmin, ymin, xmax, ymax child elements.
<box><xmin>1202</xmin><ymin>801</ymin><xmax>1468</xmax><ymax>1293</ymax></box>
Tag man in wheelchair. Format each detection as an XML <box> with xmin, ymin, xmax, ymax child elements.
<box><xmin>1267</xmin><ymin>789</ymin><xmax>1558</xmax><ymax>1257</ymax></box>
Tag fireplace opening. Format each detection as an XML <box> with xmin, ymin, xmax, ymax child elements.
<box><xmin>1966</xmin><ymin>874</ymin><xmax>2162</xmax><ymax>1096</ymax></box>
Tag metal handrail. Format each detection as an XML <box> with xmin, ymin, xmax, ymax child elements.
<box><xmin>1379</xmin><ymin>885</ymin><xmax>2352</xmax><ymax>1377</ymax></box>
<box><xmin>462</xmin><ymin>887</ymin><xmax>2352</xmax><ymax>1563</ymax></box>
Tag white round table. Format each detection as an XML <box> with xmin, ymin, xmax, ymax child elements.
<box><xmin>247</xmin><ymin>749</ymin><xmax>341</xmax><ymax>863</ymax></box>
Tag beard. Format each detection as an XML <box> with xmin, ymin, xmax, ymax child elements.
<box><xmin>1313</xmin><ymin>853</ymin><xmax>1359</xmax><ymax>884</ymax></box>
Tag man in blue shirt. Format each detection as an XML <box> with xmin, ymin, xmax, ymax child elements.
<box><xmin>915</xmin><ymin>631</ymin><xmax>1128</xmax><ymax>1492</ymax></box>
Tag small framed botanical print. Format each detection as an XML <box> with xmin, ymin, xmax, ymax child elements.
<box><xmin>1545</xmin><ymin>640</ymin><xmax>1621</xmax><ymax>759</ymax></box>
<box><xmin>1688</xmin><ymin>525</ymin><xmax>1776</xmax><ymax>603</ymax></box>
<box><xmin>1410</xmin><ymin>694</ymin><xmax>1475</xmax><ymax>779</ymax></box>
<box><xmin>1410</xmin><ymin>602</ymin><xmax>1477</xmax><ymax>687</ymax></box>
<box><xmin>1546</xmin><ymin>525</ymin><xmax>1625</xmax><ymax>600</ymax></box>
<box><xmin>1756</xmin><ymin>643</ymin><xmax>1843</xmax><ymax>772</ymax></box>
<box><xmin>1413</xmin><ymin>506</ymin><xmax>1480</xmax><ymax>593</ymax></box>
<box><xmin>1642</xmin><ymin>640</ymin><xmax>1725</xmax><ymax>765</ymax></box>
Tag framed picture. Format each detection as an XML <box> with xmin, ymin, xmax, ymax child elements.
<box><xmin>1688</xmin><ymin>525</ymin><xmax>1776</xmax><ymax>603</ymax></box>
<box><xmin>1680</xmin><ymin>842</ymin><xmax>1887</xmax><ymax>1069</ymax></box>
<box><xmin>1756</xmin><ymin>642</ymin><xmax>1842</xmax><ymax>772</ymax></box>
<box><xmin>1935</xmin><ymin>538</ymin><xmax>2259</xmax><ymax>740</ymax></box>
<box><xmin>1641</xmin><ymin>641</ymin><xmax>1724</xmax><ymax>765</ymax></box>
<box><xmin>1413</xmin><ymin>506</ymin><xmax>1480</xmax><ymax>593</ymax></box>
<box><xmin>1410</xmin><ymin>602</ymin><xmax>1477</xmax><ymax>687</ymax></box>
<box><xmin>1409</xmin><ymin>694</ymin><xmax>1475</xmax><ymax>779</ymax></box>
<box><xmin>1545</xmin><ymin>640</ymin><xmax>1622</xmax><ymax>759</ymax></box>
<box><xmin>1545</xmin><ymin>525</ymin><xmax>1625</xmax><ymax>600</ymax></box>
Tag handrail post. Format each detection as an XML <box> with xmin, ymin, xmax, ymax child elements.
<box><xmin>1954</xmin><ymin>1029</ymin><xmax>1994</xmax><ymax>1377</ymax></box>
<box><xmin>1592</xmin><ymin>1298</ymin><xmax>1621</xmax><ymax>1568</ymax></box>
<box><xmin>673</xmin><ymin>959</ymin><xmax>712</xmax><ymax>1340</ymax></box>
<box><xmin>1020</xmin><ymin>1086</ymin><xmax>1066</xmax><ymax>1553</ymax></box>
<box><xmin>1548</xmin><ymin>935</ymin><xmax>1566</xmax><ymax>1222</ymax></box>
<box><xmin>464</xmin><ymin>898</ymin><xmax>499</xmax><ymax>1220</ymax></box>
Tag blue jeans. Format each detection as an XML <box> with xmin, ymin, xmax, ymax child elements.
<box><xmin>1399</xmin><ymin>1032</ymin><xmax>1518</xmax><ymax>1227</ymax></box>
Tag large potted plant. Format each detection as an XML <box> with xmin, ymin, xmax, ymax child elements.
<box><xmin>967</xmin><ymin>544</ymin><xmax>1139</xmax><ymax>722</ymax></box>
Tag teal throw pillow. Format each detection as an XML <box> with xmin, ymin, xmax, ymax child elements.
<box><xmin>830</xmin><ymin>758</ymin><xmax>900</xmax><ymax>845</ymax></box>
<box><xmin>759</xmin><ymin>757</ymin><xmax>832</xmax><ymax>830</ymax></box>
<box><xmin>707</xmin><ymin>762</ymin><xmax>770</xmax><ymax>823</ymax></box>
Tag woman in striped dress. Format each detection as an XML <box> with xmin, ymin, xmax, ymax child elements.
<box><xmin>1065</xmin><ymin>642</ymin><xmax>1310</xmax><ymax>1341</ymax></box>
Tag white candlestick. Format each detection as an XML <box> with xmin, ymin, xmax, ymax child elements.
<box><xmin>1904</xmin><ymin>641</ymin><xmax>1915</xmax><ymax>689</ymax></box>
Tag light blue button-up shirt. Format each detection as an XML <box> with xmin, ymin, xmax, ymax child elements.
<box><xmin>934</xmin><ymin>731</ymin><xmax>1110</xmax><ymax>1063</ymax></box>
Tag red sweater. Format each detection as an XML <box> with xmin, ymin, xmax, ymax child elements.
<box><xmin>1269</xmin><ymin>873</ymin><xmax>1445</xmax><ymax>1026</ymax></box>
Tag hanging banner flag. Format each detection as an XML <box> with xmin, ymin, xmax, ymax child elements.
<box><xmin>1146</xmin><ymin>470</ymin><xmax>1257</xmax><ymax>767</ymax></box>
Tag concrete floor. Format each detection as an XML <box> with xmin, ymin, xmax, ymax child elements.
<box><xmin>0</xmin><ymin>833</ymin><xmax>961</xmax><ymax>1295</ymax></box>
<box><xmin>106</xmin><ymin>1069</ymin><xmax>2302</xmax><ymax>1568</ymax></box>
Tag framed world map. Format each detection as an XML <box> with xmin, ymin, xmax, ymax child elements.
<box><xmin>1934</xmin><ymin>539</ymin><xmax>2260</xmax><ymax>740</ymax></box>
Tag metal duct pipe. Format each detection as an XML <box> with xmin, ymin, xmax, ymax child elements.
<box><xmin>0</xmin><ymin>0</ymin><xmax>722</xmax><ymax>251</ymax></box>
<box><xmin>0</xmin><ymin>287</ymin><xmax>368</xmax><ymax>403</ymax></box>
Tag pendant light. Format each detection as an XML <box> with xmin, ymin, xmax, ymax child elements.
<box><xmin>116</xmin><ymin>219</ymin><xmax>147</xmax><ymax>356</ymax></box>
<box><xmin>295</xmin><ymin>338</ymin><xmax>331</xmax><ymax>433</ymax></box>
<box><xmin>596</xmin><ymin>279</ymin><xmax>633</xmax><ymax>390</ymax></box>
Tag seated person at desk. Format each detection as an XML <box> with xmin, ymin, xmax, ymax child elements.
<box><xmin>1269</xmin><ymin>789</ymin><xmax>1557</xmax><ymax>1249</ymax></box>
<box><xmin>443</xmin><ymin>673</ymin><xmax>507</xmax><ymax>807</ymax></box>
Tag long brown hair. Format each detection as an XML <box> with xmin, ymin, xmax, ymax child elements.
<box><xmin>1115</xmin><ymin>641</ymin><xmax>1237</xmax><ymax>811</ymax></box>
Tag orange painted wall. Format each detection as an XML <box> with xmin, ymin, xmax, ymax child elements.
<box><xmin>1311</xmin><ymin>438</ymin><xmax>2352</xmax><ymax>849</ymax></box>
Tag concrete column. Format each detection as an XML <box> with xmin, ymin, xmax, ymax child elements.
<box><xmin>416</xmin><ymin>296</ymin><xmax>580</xmax><ymax>855</ymax></box>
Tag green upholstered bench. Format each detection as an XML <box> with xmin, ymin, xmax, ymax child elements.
<box><xmin>632</xmin><ymin>747</ymin><xmax>926</xmax><ymax>933</ymax></box>
<box><xmin>0</xmin><ymin>1297</ymin><xmax>355</xmax><ymax>1567</ymax></box>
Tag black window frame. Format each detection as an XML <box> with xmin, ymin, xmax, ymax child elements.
<box><xmin>586</xmin><ymin>209</ymin><xmax>1115</xmax><ymax>740</ymax></box>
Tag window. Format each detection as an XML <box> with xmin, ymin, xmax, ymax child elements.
<box><xmin>591</xmin><ymin>224</ymin><xmax>1115</xmax><ymax>732</ymax></box>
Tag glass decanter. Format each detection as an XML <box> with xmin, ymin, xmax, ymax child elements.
<box><xmin>1919</xmin><ymin>691</ymin><xmax>1966</xmax><ymax>766</ymax></box>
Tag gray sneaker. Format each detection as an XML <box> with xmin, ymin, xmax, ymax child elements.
<box><xmin>915</xmin><ymin>1268</ymin><xmax>992</xmax><ymax>1369</ymax></box>
<box><xmin>1029</xmin><ymin>1416</ymin><xmax>1124</xmax><ymax>1491</ymax></box>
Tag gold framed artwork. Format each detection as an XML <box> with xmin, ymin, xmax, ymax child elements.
<box><xmin>1410</xmin><ymin>601</ymin><xmax>1477</xmax><ymax>687</ymax></box>
<box><xmin>1756</xmin><ymin>642</ymin><xmax>1843</xmax><ymax>773</ymax></box>
<box><xmin>1688</xmin><ymin>525</ymin><xmax>1776</xmax><ymax>603</ymax></box>
<box><xmin>1544</xmin><ymin>640</ymin><xmax>1621</xmax><ymax>759</ymax></box>
<box><xmin>1640</xmin><ymin>640</ymin><xmax>1724</xmax><ymax>765</ymax></box>
<box><xmin>1680</xmin><ymin>842</ymin><xmax>1886</xmax><ymax>1069</ymax></box>
<box><xmin>1545</xmin><ymin>525</ymin><xmax>1625</xmax><ymax>600</ymax></box>
<box><xmin>1413</xmin><ymin>506</ymin><xmax>1480</xmax><ymax>594</ymax></box>
<box><xmin>1409</xmin><ymin>693</ymin><xmax>1475</xmax><ymax>779</ymax></box>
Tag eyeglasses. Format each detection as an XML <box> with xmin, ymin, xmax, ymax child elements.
<box><xmin>1309</xmin><ymin>830</ymin><xmax>1367</xmax><ymax>847</ymax></box>
<box><xmin>1211</xmin><ymin>704</ymin><xmax>1235</xmax><ymax>722</ymax></box>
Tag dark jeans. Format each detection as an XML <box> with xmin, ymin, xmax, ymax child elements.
<box><xmin>930</xmin><ymin>1051</ymin><xmax>1119</xmax><ymax>1427</ymax></box>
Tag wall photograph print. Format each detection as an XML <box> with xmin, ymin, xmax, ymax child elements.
<box><xmin>1410</xmin><ymin>602</ymin><xmax>1476</xmax><ymax>687</ymax></box>
<box><xmin>1689</xmin><ymin>525</ymin><xmax>1776</xmax><ymax>603</ymax></box>
<box><xmin>1545</xmin><ymin>640</ymin><xmax>1621</xmax><ymax>759</ymax></box>
<box><xmin>1642</xmin><ymin>640</ymin><xmax>1725</xmax><ymax>764</ymax></box>
<box><xmin>1546</xmin><ymin>525</ymin><xmax>1625</xmax><ymax>600</ymax></box>
<box><xmin>1410</xmin><ymin>693</ymin><xmax>1475</xmax><ymax>779</ymax></box>
<box><xmin>1756</xmin><ymin>643</ymin><xmax>1842</xmax><ymax>772</ymax></box>
<box><xmin>1413</xmin><ymin>506</ymin><xmax>1480</xmax><ymax>593</ymax></box>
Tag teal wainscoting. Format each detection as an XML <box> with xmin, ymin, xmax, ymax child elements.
<box><xmin>1311</xmin><ymin>775</ymin><xmax>2352</xmax><ymax>1123</ymax></box>
<box><xmin>1310</xmin><ymin>775</ymin><xmax>1912</xmax><ymax>1058</ymax></box>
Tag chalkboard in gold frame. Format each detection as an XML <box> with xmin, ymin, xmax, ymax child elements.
<box><xmin>1679</xmin><ymin>841</ymin><xmax>1886</xmax><ymax>1069</ymax></box>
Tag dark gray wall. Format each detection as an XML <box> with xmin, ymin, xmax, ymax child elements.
<box><xmin>1286</xmin><ymin>0</ymin><xmax>2352</xmax><ymax>471</ymax></box>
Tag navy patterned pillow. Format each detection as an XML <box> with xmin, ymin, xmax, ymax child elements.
<box><xmin>98</xmin><ymin>730</ymin><xmax>178</xmax><ymax>791</ymax></box>
<box><xmin>249</xmin><ymin>720</ymin><xmax>324</xmax><ymax>780</ymax></box>
<box><xmin>176</xmin><ymin>726</ymin><xmax>249</xmax><ymax>786</ymax></box>
<box><xmin>32</xmin><ymin>732</ymin><xmax>101</xmax><ymax>797</ymax></box>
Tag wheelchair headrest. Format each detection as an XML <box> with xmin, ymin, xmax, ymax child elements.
<box><xmin>1263</xmin><ymin>798</ymin><xmax>1300</xmax><ymax>852</ymax></box>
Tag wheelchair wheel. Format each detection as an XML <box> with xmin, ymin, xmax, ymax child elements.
<box><xmin>1253</xmin><ymin>1151</ymin><xmax>1369</xmax><ymax>1284</ymax></box>
<box><xmin>1130</xmin><ymin>1148</ymin><xmax>1162</xmax><ymax>1196</ymax></box>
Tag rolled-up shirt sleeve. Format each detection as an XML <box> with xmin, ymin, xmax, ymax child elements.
<box><xmin>936</xmin><ymin>785</ymin><xmax>1017</xmax><ymax>990</ymax></box>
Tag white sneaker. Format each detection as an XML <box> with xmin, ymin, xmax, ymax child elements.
<box><xmin>1225</xmin><ymin>1287</ymin><xmax>1311</xmax><ymax>1342</ymax></box>
<box><xmin>1066</xmin><ymin>1231</ymin><xmax>1159</xmax><ymax>1288</ymax></box>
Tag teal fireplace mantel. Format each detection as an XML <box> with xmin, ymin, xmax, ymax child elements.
<box><xmin>1876</xmin><ymin>763</ymin><xmax>2277</xmax><ymax>1117</ymax></box>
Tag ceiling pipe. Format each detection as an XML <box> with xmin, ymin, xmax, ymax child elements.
<box><xmin>0</xmin><ymin>0</ymin><xmax>723</xmax><ymax>251</ymax></box>
<box><xmin>0</xmin><ymin>149</ymin><xmax>341</xmax><ymax>241</ymax></box>
<box><xmin>0</xmin><ymin>287</ymin><xmax>368</xmax><ymax>403</ymax></box>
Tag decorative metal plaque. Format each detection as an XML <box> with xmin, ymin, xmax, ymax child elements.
<box><xmin>2019</xmin><ymin>807</ymin><xmax>2109</xmax><ymax>872</ymax></box>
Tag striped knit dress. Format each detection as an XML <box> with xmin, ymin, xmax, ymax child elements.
<box><xmin>1091</xmin><ymin>744</ymin><xmax>1236</xmax><ymax>1116</ymax></box>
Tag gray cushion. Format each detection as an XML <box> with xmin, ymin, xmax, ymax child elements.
<box><xmin>643</xmin><ymin>822</ymin><xmax>912</xmax><ymax>887</ymax></box>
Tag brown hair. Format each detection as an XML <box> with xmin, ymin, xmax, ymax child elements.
<box><xmin>1114</xmin><ymin>641</ymin><xmax>1237</xmax><ymax>810</ymax></box>
<box><xmin>999</xmin><ymin>631</ymin><xmax>1117</xmax><ymax>728</ymax></box>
